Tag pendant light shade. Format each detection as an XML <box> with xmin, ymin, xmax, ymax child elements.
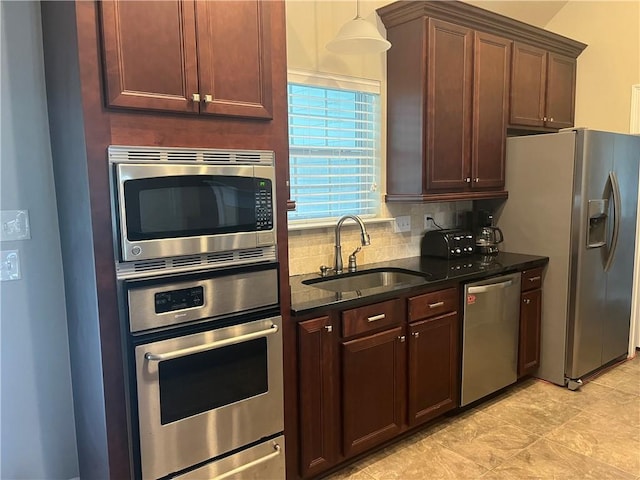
<box><xmin>326</xmin><ymin>1</ymin><xmax>391</xmax><ymax>54</ymax></box>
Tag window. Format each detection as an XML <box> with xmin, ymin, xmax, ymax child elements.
<box><xmin>287</xmin><ymin>71</ymin><xmax>381</xmax><ymax>223</ymax></box>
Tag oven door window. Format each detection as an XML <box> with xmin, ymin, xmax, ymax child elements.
<box><xmin>158</xmin><ymin>337</ymin><xmax>268</xmax><ymax>425</ymax></box>
<box><xmin>124</xmin><ymin>176</ymin><xmax>266</xmax><ymax>240</ymax></box>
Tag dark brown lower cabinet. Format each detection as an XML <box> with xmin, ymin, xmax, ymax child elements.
<box><xmin>341</xmin><ymin>326</ymin><xmax>406</xmax><ymax>458</ymax></box>
<box><xmin>518</xmin><ymin>288</ymin><xmax>542</xmax><ymax>376</ymax></box>
<box><xmin>408</xmin><ymin>312</ymin><xmax>458</xmax><ymax>426</ymax></box>
<box><xmin>297</xmin><ymin>316</ymin><xmax>337</xmax><ymax>478</ymax></box>
<box><xmin>296</xmin><ymin>287</ymin><xmax>461</xmax><ymax>478</ymax></box>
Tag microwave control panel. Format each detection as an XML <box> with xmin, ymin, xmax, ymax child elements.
<box><xmin>155</xmin><ymin>286</ymin><xmax>204</xmax><ymax>314</ymax></box>
<box><xmin>255</xmin><ymin>179</ymin><xmax>273</xmax><ymax>230</ymax></box>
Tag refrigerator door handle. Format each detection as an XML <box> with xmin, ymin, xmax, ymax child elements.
<box><xmin>603</xmin><ymin>171</ymin><xmax>621</xmax><ymax>272</ymax></box>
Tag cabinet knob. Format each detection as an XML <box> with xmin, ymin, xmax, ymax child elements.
<box><xmin>398</xmin><ymin>335</ymin><xmax>406</xmax><ymax>343</ymax></box>
<box><xmin>324</xmin><ymin>325</ymin><xmax>333</xmax><ymax>333</ymax></box>
<box><xmin>465</xmin><ymin>177</ymin><xmax>471</xmax><ymax>183</ymax></box>
<box><xmin>204</xmin><ymin>94</ymin><xmax>214</xmax><ymax>104</ymax></box>
<box><xmin>191</xmin><ymin>93</ymin><xmax>201</xmax><ymax>102</ymax></box>
<box><xmin>549</xmin><ymin>117</ymin><xmax>554</xmax><ymax>122</ymax></box>
<box><xmin>412</xmin><ymin>332</ymin><xmax>420</xmax><ymax>338</ymax></box>
<box><xmin>543</xmin><ymin>116</ymin><xmax>548</xmax><ymax>122</ymax></box>
<box><xmin>474</xmin><ymin>178</ymin><xmax>479</xmax><ymax>183</ymax></box>
<box><xmin>523</xmin><ymin>298</ymin><xmax>531</xmax><ymax>304</ymax></box>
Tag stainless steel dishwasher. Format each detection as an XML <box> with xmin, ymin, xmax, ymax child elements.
<box><xmin>461</xmin><ymin>272</ymin><xmax>521</xmax><ymax>406</ymax></box>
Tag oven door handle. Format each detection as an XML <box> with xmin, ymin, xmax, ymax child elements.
<box><xmin>144</xmin><ymin>324</ymin><xmax>279</xmax><ymax>362</ymax></box>
<box><xmin>211</xmin><ymin>442</ymin><xmax>282</xmax><ymax>480</ymax></box>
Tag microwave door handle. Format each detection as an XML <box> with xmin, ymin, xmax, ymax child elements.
<box><xmin>211</xmin><ymin>443</ymin><xmax>282</xmax><ymax>480</ymax></box>
<box><xmin>144</xmin><ymin>324</ymin><xmax>279</xmax><ymax>362</ymax></box>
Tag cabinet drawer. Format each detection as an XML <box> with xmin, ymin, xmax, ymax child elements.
<box><xmin>521</xmin><ymin>268</ymin><xmax>543</xmax><ymax>292</ymax></box>
<box><xmin>408</xmin><ymin>287</ymin><xmax>458</xmax><ymax>322</ymax></box>
<box><xmin>342</xmin><ymin>299</ymin><xmax>402</xmax><ymax>338</ymax></box>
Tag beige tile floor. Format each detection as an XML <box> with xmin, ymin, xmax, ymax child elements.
<box><xmin>326</xmin><ymin>355</ymin><xmax>640</xmax><ymax>479</ymax></box>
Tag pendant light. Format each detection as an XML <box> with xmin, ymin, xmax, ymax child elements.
<box><xmin>326</xmin><ymin>0</ymin><xmax>391</xmax><ymax>54</ymax></box>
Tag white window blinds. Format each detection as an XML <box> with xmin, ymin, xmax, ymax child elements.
<box><xmin>287</xmin><ymin>73</ymin><xmax>381</xmax><ymax>222</ymax></box>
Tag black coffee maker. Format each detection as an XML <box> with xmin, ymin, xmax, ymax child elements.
<box><xmin>460</xmin><ymin>210</ymin><xmax>504</xmax><ymax>255</ymax></box>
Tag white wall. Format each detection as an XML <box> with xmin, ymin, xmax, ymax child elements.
<box><xmin>0</xmin><ymin>2</ymin><xmax>79</xmax><ymax>478</ymax></box>
<box><xmin>544</xmin><ymin>0</ymin><xmax>640</xmax><ymax>133</ymax></box>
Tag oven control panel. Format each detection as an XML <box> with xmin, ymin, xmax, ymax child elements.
<box><xmin>155</xmin><ymin>286</ymin><xmax>204</xmax><ymax>314</ymax></box>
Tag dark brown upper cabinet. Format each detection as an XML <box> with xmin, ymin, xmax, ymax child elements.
<box><xmin>378</xmin><ymin>0</ymin><xmax>585</xmax><ymax>202</ymax></box>
<box><xmin>510</xmin><ymin>43</ymin><xmax>577</xmax><ymax>130</ymax></box>
<box><xmin>99</xmin><ymin>0</ymin><xmax>273</xmax><ymax>119</ymax></box>
<box><xmin>384</xmin><ymin>17</ymin><xmax>510</xmax><ymax>201</ymax></box>
<box><xmin>472</xmin><ymin>32</ymin><xmax>511</xmax><ymax>190</ymax></box>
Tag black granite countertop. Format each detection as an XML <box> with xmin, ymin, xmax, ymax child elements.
<box><xmin>290</xmin><ymin>252</ymin><xmax>548</xmax><ymax>316</ymax></box>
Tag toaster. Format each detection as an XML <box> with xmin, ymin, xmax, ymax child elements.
<box><xmin>421</xmin><ymin>229</ymin><xmax>475</xmax><ymax>259</ymax></box>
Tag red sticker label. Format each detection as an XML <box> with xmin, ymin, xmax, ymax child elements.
<box><xmin>467</xmin><ymin>294</ymin><xmax>476</xmax><ymax>305</ymax></box>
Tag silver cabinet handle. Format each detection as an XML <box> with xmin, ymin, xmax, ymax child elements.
<box><xmin>412</xmin><ymin>332</ymin><xmax>420</xmax><ymax>338</ymax></box>
<box><xmin>474</xmin><ymin>178</ymin><xmax>479</xmax><ymax>182</ymax></box>
<box><xmin>528</xmin><ymin>276</ymin><xmax>541</xmax><ymax>282</ymax></box>
<box><xmin>467</xmin><ymin>279</ymin><xmax>513</xmax><ymax>294</ymax></box>
<box><xmin>204</xmin><ymin>94</ymin><xmax>214</xmax><ymax>104</ymax></box>
<box><xmin>367</xmin><ymin>313</ymin><xmax>386</xmax><ymax>322</ymax></box>
<box><xmin>145</xmin><ymin>325</ymin><xmax>278</xmax><ymax>361</ymax></box>
<box><xmin>543</xmin><ymin>116</ymin><xmax>547</xmax><ymax>121</ymax></box>
<box><xmin>324</xmin><ymin>325</ymin><xmax>333</xmax><ymax>333</ymax></box>
<box><xmin>212</xmin><ymin>443</ymin><xmax>281</xmax><ymax>480</ymax></box>
<box><xmin>549</xmin><ymin>117</ymin><xmax>554</xmax><ymax>122</ymax></box>
<box><xmin>524</xmin><ymin>298</ymin><xmax>531</xmax><ymax>304</ymax></box>
<box><xmin>428</xmin><ymin>301</ymin><xmax>444</xmax><ymax>309</ymax></box>
<box><xmin>191</xmin><ymin>93</ymin><xmax>201</xmax><ymax>102</ymax></box>
<box><xmin>398</xmin><ymin>335</ymin><xmax>406</xmax><ymax>342</ymax></box>
<box><xmin>465</xmin><ymin>177</ymin><xmax>471</xmax><ymax>183</ymax></box>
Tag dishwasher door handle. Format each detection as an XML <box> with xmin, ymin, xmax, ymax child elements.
<box><xmin>467</xmin><ymin>279</ymin><xmax>514</xmax><ymax>294</ymax></box>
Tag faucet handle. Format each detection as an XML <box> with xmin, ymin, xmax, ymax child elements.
<box><xmin>319</xmin><ymin>265</ymin><xmax>333</xmax><ymax>277</ymax></box>
<box><xmin>347</xmin><ymin>247</ymin><xmax>362</xmax><ymax>272</ymax></box>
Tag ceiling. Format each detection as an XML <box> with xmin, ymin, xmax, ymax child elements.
<box><xmin>464</xmin><ymin>0</ymin><xmax>569</xmax><ymax>27</ymax></box>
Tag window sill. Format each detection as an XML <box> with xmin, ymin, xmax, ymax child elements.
<box><xmin>288</xmin><ymin>217</ymin><xmax>394</xmax><ymax>232</ymax></box>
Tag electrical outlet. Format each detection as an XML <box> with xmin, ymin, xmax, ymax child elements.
<box><xmin>393</xmin><ymin>215</ymin><xmax>411</xmax><ymax>233</ymax></box>
<box><xmin>424</xmin><ymin>213</ymin><xmax>434</xmax><ymax>230</ymax></box>
<box><xmin>1</xmin><ymin>210</ymin><xmax>30</xmax><ymax>241</ymax></box>
<box><xmin>1</xmin><ymin>250</ymin><xmax>21</xmax><ymax>281</ymax></box>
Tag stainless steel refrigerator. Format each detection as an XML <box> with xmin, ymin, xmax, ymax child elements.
<box><xmin>497</xmin><ymin>128</ymin><xmax>639</xmax><ymax>388</ymax></box>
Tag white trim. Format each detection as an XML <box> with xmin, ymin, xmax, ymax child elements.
<box><xmin>288</xmin><ymin>69</ymin><xmax>381</xmax><ymax>94</ymax></box>
<box><xmin>632</xmin><ymin>167</ymin><xmax>640</xmax><ymax>355</ymax></box>
<box><xmin>631</xmin><ymin>84</ymin><xmax>640</xmax><ymax>134</ymax></box>
<box><xmin>288</xmin><ymin>217</ymin><xmax>393</xmax><ymax>231</ymax></box>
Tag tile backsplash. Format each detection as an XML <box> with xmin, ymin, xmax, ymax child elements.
<box><xmin>288</xmin><ymin>202</ymin><xmax>472</xmax><ymax>276</ymax></box>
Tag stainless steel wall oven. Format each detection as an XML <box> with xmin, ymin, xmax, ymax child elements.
<box><xmin>124</xmin><ymin>263</ymin><xmax>284</xmax><ymax>479</ymax></box>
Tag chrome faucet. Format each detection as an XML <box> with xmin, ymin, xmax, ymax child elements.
<box><xmin>334</xmin><ymin>215</ymin><xmax>371</xmax><ymax>274</ymax></box>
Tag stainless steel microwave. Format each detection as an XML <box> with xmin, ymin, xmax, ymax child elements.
<box><xmin>109</xmin><ymin>146</ymin><xmax>277</xmax><ymax>264</ymax></box>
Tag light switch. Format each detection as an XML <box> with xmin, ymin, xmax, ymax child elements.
<box><xmin>0</xmin><ymin>250</ymin><xmax>21</xmax><ymax>281</ymax></box>
<box><xmin>1</xmin><ymin>210</ymin><xmax>31</xmax><ymax>241</ymax></box>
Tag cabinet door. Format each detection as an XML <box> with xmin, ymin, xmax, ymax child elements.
<box><xmin>518</xmin><ymin>289</ymin><xmax>542</xmax><ymax>376</ymax></box>
<box><xmin>426</xmin><ymin>19</ymin><xmax>473</xmax><ymax>192</ymax></box>
<box><xmin>341</xmin><ymin>326</ymin><xmax>406</xmax><ymax>457</ymax></box>
<box><xmin>472</xmin><ymin>32</ymin><xmax>511</xmax><ymax>190</ymax></box>
<box><xmin>99</xmin><ymin>1</ymin><xmax>199</xmax><ymax>113</ymax></box>
<box><xmin>545</xmin><ymin>53</ymin><xmax>576</xmax><ymax>129</ymax></box>
<box><xmin>510</xmin><ymin>43</ymin><xmax>547</xmax><ymax>127</ymax></box>
<box><xmin>408</xmin><ymin>312</ymin><xmax>458</xmax><ymax>427</ymax></box>
<box><xmin>195</xmin><ymin>0</ymin><xmax>273</xmax><ymax>119</ymax></box>
<box><xmin>298</xmin><ymin>317</ymin><xmax>336</xmax><ymax>477</ymax></box>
